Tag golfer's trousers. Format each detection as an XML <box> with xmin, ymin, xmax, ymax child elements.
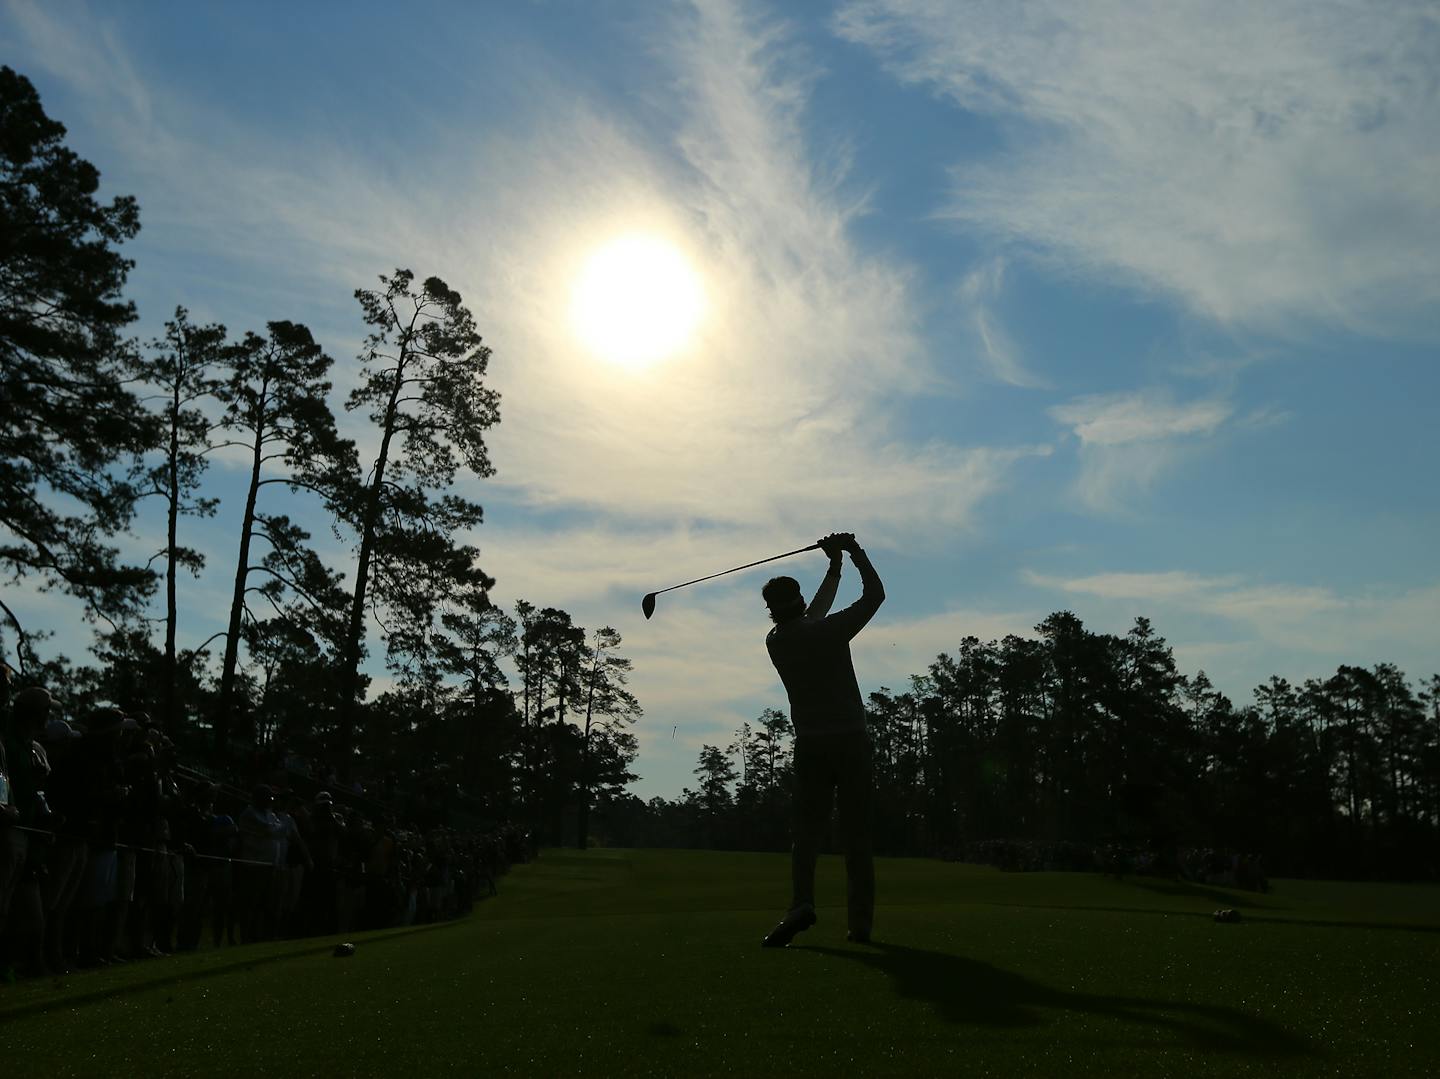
<box><xmin>790</xmin><ymin>732</ymin><xmax>874</xmax><ymax>933</ymax></box>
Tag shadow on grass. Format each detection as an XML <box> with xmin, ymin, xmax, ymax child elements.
<box><xmin>804</xmin><ymin>942</ymin><xmax>1309</xmax><ymax>1057</ymax></box>
<box><xmin>1120</xmin><ymin>878</ymin><xmax>1271</xmax><ymax>909</ymax></box>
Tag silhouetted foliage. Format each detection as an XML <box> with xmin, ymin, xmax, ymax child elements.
<box><xmin>635</xmin><ymin>612</ymin><xmax>1439</xmax><ymax>880</ymax></box>
<box><xmin>575</xmin><ymin>626</ymin><xmax>642</xmax><ymax>848</ymax></box>
<box><xmin>0</xmin><ymin>65</ymin><xmax>154</xmax><ymax>658</ymax></box>
<box><xmin>693</xmin><ymin>744</ymin><xmax>737</xmax><ymax>847</ymax></box>
<box><xmin>333</xmin><ymin>270</ymin><xmax>500</xmax><ymax>764</ymax></box>
<box><xmin>211</xmin><ymin>319</ymin><xmax>356</xmax><ymax>751</ymax></box>
<box><xmin>0</xmin><ymin>72</ymin><xmax>571</xmax><ymax>828</ymax></box>
<box><xmin>129</xmin><ymin>308</ymin><xmax>224</xmax><ymax>732</ymax></box>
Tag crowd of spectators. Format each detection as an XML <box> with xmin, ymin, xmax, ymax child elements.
<box><xmin>0</xmin><ymin>670</ymin><xmax>532</xmax><ymax>981</ymax></box>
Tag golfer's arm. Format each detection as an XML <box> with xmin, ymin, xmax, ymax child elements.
<box><xmin>823</xmin><ymin>547</ymin><xmax>885</xmax><ymax>640</ymax></box>
<box><xmin>848</xmin><ymin>545</ymin><xmax>885</xmax><ymax>620</ymax></box>
<box><xmin>806</xmin><ymin>559</ymin><xmax>842</xmax><ymax>619</ymax></box>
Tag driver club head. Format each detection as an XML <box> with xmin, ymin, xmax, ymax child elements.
<box><xmin>641</xmin><ymin>593</ymin><xmax>657</xmax><ymax>620</ymax></box>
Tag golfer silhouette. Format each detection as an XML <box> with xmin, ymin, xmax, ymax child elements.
<box><xmin>760</xmin><ymin>532</ymin><xmax>885</xmax><ymax>947</ymax></box>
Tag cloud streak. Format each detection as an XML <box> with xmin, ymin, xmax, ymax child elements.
<box><xmin>1048</xmin><ymin>389</ymin><xmax>1232</xmax><ymax>511</ymax></box>
<box><xmin>957</xmin><ymin>257</ymin><xmax>1048</xmax><ymax>388</ymax></box>
<box><xmin>836</xmin><ymin>0</ymin><xmax>1440</xmax><ymax>333</ymax></box>
<box><xmin>9</xmin><ymin>0</ymin><xmax>1044</xmax><ymax>547</ymax></box>
<box><xmin>1025</xmin><ymin>568</ymin><xmax>1440</xmax><ymax>659</ymax></box>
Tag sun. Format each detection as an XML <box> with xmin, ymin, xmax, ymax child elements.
<box><xmin>570</xmin><ymin>233</ymin><xmax>705</xmax><ymax>369</ymax></box>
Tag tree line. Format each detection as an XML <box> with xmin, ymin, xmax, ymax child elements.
<box><xmin>0</xmin><ymin>65</ymin><xmax>638</xmax><ymax>844</ymax></box>
<box><xmin>598</xmin><ymin>612</ymin><xmax>1439</xmax><ymax>880</ymax></box>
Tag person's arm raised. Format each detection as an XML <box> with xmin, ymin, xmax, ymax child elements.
<box><xmin>846</xmin><ymin>536</ymin><xmax>885</xmax><ymax>612</ymax></box>
<box><xmin>821</xmin><ymin>535</ymin><xmax>885</xmax><ymax>640</ymax></box>
<box><xmin>806</xmin><ymin>541</ymin><xmax>843</xmax><ymax>619</ymax></box>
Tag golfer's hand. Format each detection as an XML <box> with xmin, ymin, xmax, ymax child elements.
<box><xmin>834</xmin><ymin>532</ymin><xmax>859</xmax><ymax>555</ymax></box>
<box><xmin>817</xmin><ymin>533</ymin><xmax>846</xmax><ymax>560</ymax></box>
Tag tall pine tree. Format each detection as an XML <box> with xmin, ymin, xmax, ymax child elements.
<box><xmin>334</xmin><ymin>270</ymin><xmax>499</xmax><ymax>767</ymax></box>
<box><xmin>0</xmin><ymin>66</ymin><xmax>154</xmax><ymax>665</ymax></box>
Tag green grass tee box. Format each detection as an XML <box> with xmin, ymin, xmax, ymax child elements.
<box><xmin>2</xmin><ymin>849</ymin><xmax>1437</xmax><ymax>1077</ymax></box>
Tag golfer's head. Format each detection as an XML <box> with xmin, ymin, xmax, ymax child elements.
<box><xmin>762</xmin><ymin>576</ymin><xmax>806</xmax><ymax>624</ymax></box>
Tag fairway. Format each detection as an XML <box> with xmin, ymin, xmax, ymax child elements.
<box><xmin>3</xmin><ymin>850</ymin><xmax>1437</xmax><ymax>1077</ymax></box>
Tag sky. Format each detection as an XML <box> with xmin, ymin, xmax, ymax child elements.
<box><xmin>3</xmin><ymin>0</ymin><xmax>1438</xmax><ymax>800</ymax></box>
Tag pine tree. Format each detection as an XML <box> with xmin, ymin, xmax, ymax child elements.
<box><xmin>333</xmin><ymin>270</ymin><xmax>500</xmax><ymax>765</ymax></box>
<box><xmin>575</xmin><ymin>626</ymin><xmax>641</xmax><ymax>848</ymax></box>
<box><xmin>0</xmin><ymin>66</ymin><xmax>155</xmax><ymax>663</ymax></box>
<box><xmin>130</xmin><ymin>308</ymin><xmax>224</xmax><ymax>732</ymax></box>
<box><xmin>211</xmin><ymin>320</ymin><xmax>355</xmax><ymax>753</ymax></box>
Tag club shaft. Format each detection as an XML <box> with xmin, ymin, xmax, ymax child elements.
<box><xmin>655</xmin><ymin>544</ymin><xmax>821</xmax><ymax>597</ymax></box>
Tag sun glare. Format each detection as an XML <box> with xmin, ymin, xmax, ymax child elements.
<box><xmin>570</xmin><ymin>234</ymin><xmax>705</xmax><ymax>369</ymax></box>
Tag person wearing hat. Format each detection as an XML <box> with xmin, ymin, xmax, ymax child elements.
<box><xmin>70</xmin><ymin>709</ymin><xmax>131</xmax><ymax>966</ymax></box>
<box><xmin>236</xmin><ymin>784</ymin><xmax>287</xmax><ymax>941</ymax></box>
<box><xmin>177</xmin><ymin>783</ymin><xmax>239</xmax><ymax>950</ymax></box>
<box><xmin>274</xmin><ymin>791</ymin><xmax>312</xmax><ymax>938</ymax></box>
<box><xmin>2</xmin><ymin>688</ymin><xmax>57</xmax><ymax>973</ymax></box>
<box><xmin>2</xmin><ymin>687</ymin><xmax>52</xmax><ymax>941</ymax></box>
<box><xmin>758</xmin><ymin>532</ymin><xmax>885</xmax><ymax>949</ymax></box>
<box><xmin>304</xmin><ymin>790</ymin><xmax>343</xmax><ymax>935</ymax></box>
<box><xmin>38</xmin><ymin>717</ymin><xmax>87</xmax><ymax>972</ymax></box>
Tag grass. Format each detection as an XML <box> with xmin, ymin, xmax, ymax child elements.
<box><xmin>2</xmin><ymin>848</ymin><xmax>1438</xmax><ymax>1076</ymax></box>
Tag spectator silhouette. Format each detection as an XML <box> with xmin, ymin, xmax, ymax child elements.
<box><xmin>1</xmin><ymin>686</ymin><xmax>53</xmax><ymax>974</ymax></box>
<box><xmin>39</xmin><ymin>716</ymin><xmax>87</xmax><ymax>973</ymax></box>
<box><xmin>2</xmin><ymin>686</ymin><xmax>52</xmax><ymax>959</ymax></box>
<box><xmin>235</xmin><ymin>784</ymin><xmax>285</xmax><ymax>941</ymax></box>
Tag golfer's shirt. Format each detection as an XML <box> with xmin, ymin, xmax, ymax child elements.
<box><xmin>766</xmin><ymin>551</ymin><xmax>885</xmax><ymax>740</ymax></box>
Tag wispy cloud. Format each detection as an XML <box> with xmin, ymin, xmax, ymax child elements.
<box><xmin>1024</xmin><ymin>569</ymin><xmax>1242</xmax><ymax>603</ymax></box>
<box><xmin>835</xmin><ymin>0</ymin><xmax>1440</xmax><ymax>333</ymax></box>
<box><xmin>957</xmin><ymin>257</ymin><xmax>1048</xmax><ymax>388</ymax></box>
<box><xmin>10</xmin><ymin>0</ymin><xmax>1044</xmax><ymax>544</ymax></box>
<box><xmin>448</xmin><ymin>0</ymin><xmax>1055</xmax><ymax>552</ymax></box>
<box><xmin>1051</xmin><ymin>392</ymin><xmax>1232</xmax><ymax>447</ymax></box>
<box><xmin>1048</xmin><ymin>389</ymin><xmax>1232</xmax><ymax>510</ymax></box>
<box><xmin>1025</xmin><ymin>568</ymin><xmax>1440</xmax><ymax>659</ymax></box>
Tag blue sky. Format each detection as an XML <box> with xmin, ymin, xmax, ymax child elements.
<box><xmin>4</xmin><ymin>0</ymin><xmax>1438</xmax><ymax>799</ymax></box>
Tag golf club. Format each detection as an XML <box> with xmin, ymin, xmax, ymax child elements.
<box><xmin>642</xmin><ymin>543</ymin><xmax>821</xmax><ymax>619</ymax></box>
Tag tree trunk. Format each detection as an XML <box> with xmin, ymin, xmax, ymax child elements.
<box><xmin>576</xmin><ymin>644</ymin><xmax>600</xmax><ymax>849</ymax></box>
<box><xmin>520</xmin><ymin>642</ymin><xmax>530</xmax><ymax>815</ymax></box>
<box><xmin>162</xmin><ymin>377</ymin><xmax>181</xmax><ymax>735</ymax></box>
<box><xmin>337</xmin><ymin>353</ymin><xmax>407</xmax><ymax>773</ymax></box>
<box><xmin>528</xmin><ymin>667</ymin><xmax>543</xmax><ymax>831</ymax></box>
<box><xmin>215</xmin><ymin>398</ymin><xmax>266</xmax><ymax>755</ymax></box>
<box><xmin>553</xmin><ymin>673</ymin><xmax>567</xmax><ymax>847</ymax></box>
<box><xmin>470</xmin><ymin>648</ymin><xmax>483</xmax><ymax>782</ymax></box>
